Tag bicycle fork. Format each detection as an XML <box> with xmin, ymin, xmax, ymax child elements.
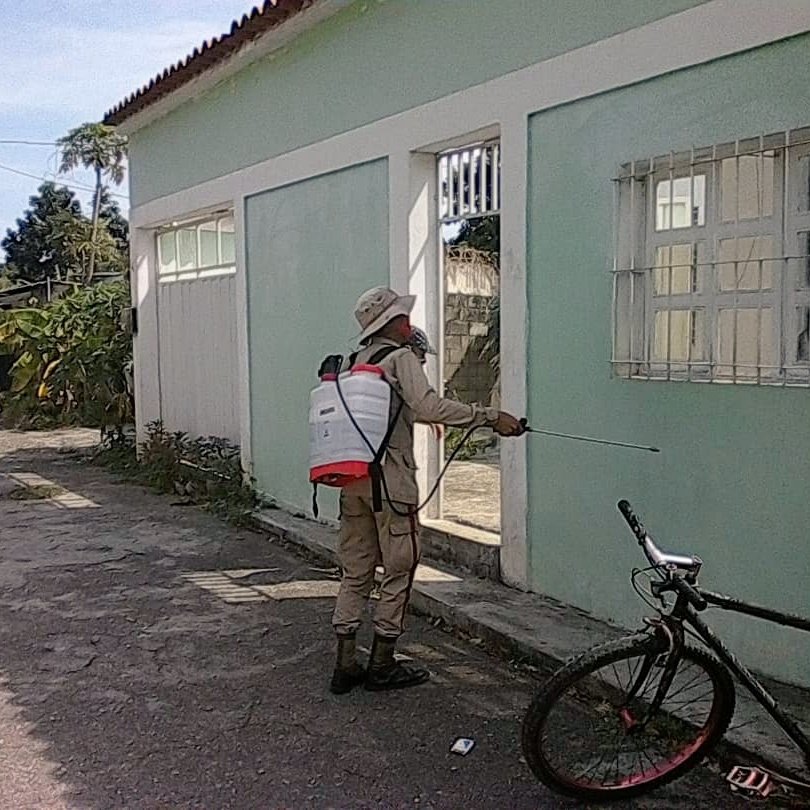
<box><xmin>621</xmin><ymin>621</ymin><xmax>685</xmax><ymax>732</ymax></box>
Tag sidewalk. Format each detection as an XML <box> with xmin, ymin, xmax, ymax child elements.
<box><xmin>252</xmin><ymin>507</ymin><xmax>810</xmax><ymax>779</ymax></box>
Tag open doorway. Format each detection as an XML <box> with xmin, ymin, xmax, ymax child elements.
<box><xmin>437</xmin><ymin>142</ymin><xmax>501</xmax><ymax>535</ymax></box>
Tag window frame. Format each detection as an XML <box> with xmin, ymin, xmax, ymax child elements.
<box><xmin>613</xmin><ymin>131</ymin><xmax>810</xmax><ymax>387</ymax></box>
<box><xmin>156</xmin><ymin>212</ymin><xmax>236</xmax><ymax>284</ymax></box>
<box><xmin>785</xmin><ymin>141</ymin><xmax>810</xmax><ymax>380</ymax></box>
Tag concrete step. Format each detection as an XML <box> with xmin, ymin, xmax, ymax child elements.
<box><xmin>419</xmin><ymin>518</ymin><xmax>500</xmax><ymax>580</ymax></box>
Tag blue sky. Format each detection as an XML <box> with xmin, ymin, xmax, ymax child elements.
<box><xmin>0</xmin><ymin>0</ymin><xmax>251</xmax><ymax>259</ymax></box>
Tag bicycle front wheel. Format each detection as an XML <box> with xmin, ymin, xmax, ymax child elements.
<box><xmin>521</xmin><ymin>633</ymin><xmax>735</xmax><ymax>801</ymax></box>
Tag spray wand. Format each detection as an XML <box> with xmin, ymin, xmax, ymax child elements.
<box><xmin>519</xmin><ymin>419</ymin><xmax>660</xmax><ymax>454</ymax></box>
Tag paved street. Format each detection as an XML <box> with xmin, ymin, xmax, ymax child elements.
<box><xmin>0</xmin><ymin>429</ymin><xmax>771</xmax><ymax>808</ymax></box>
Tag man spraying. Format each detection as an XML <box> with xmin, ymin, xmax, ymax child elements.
<box><xmin>331</xmin><ymin>286</ymin><xmax>524</xmax><ymax>694</ymax></box>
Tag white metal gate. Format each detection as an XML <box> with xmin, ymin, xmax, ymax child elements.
<box><xmin>155</xmin><ymin>214</ymin><xmax>240</xmax><ymax>442</ymax></box>
<box><xmin>156</xmin><ymin>275</ymin><xmax>240</xmax><ymax>441</ymax></box>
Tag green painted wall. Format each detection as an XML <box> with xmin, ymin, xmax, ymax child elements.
<box><xmin>526</xmin><ymin>35</ymin><xmax>810</xmax><ymax>685</ymax></box>
<box><xmin>245</xmin><ymin>159</ymin><xmax>388</xmax><ymax>514</ymax></box>
<box><xmin>129</xmin><ymin>0</ymin><xmax>707</xmax><ymax>206</ymax></box>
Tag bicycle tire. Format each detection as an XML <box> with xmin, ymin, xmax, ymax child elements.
<box><xmin>521</xmin><ymin>633</ymin><xmax>736</xmax><ymax>801</ymax></box>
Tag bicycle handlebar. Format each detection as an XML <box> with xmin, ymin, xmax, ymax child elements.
<box><xmin>618</xmin><ymin>499</ymin><xmax>646</xmax><ymax>541</ymax></box>
<box><xmin>617</xmin><ymin>499</ymin><xmax>703</xmax><ymax>575</ymax></box>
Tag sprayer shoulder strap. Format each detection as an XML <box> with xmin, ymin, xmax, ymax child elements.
<box><xmin>348</xmin><ymin>345</ymin><xmax>405</xmax><ymax>368</ymax></box>
<box><xmin>356</xmin><ymin>345</ymin><xmax>407</xmax><ymax>513</ymax></box>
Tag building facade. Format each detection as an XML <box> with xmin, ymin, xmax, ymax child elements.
<box><xmin>109</xmin><ymin>0</ymin><xmax>810</xmax><ymax>685</ymax></box>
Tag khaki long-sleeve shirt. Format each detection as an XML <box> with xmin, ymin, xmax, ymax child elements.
<box><xmin>343</xmin><ymin>337</ymin><xmax>499</xmax><ymax>505</ymax></box>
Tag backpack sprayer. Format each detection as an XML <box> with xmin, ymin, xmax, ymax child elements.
<box><xmin>309</xmin><ymin>351</ymin><xmax>660</xmax><ymax>518</ymax></box>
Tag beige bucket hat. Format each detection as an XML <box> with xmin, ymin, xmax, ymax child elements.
<box><xmin>354</xmin><ymin>286</ymin><xmax>416</xmax><ymax>342</ymax></box>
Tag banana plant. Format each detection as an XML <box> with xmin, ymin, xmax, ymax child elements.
<box><xmin>0</xmin><ymin>282</ymin><xmax>133</xmax><ymax>429</ymax></box>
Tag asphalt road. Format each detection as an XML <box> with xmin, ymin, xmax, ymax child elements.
<box><xmin>0</xmin><ymin>430</ymin><xmax>772</xmax><ymax>808</ymax></box>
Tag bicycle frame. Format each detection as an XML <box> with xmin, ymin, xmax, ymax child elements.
<box><xmin>667</xmin><ymin>589</ymin><xmax>810</xmax><ymax>762</ymax></box>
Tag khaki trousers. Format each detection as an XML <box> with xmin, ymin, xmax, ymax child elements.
<box><xmin>332</xmin><ymin>491</ymin><xmax>420</xmax><ymax>639</ymax></box>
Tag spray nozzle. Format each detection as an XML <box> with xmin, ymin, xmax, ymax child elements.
<box><xmin>519</xmin><ymin>419</ymin><xmax>659</xmax><ymax>453</ymax></box>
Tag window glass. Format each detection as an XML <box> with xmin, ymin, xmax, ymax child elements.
<box><xmin>797</xmin><ymin>155</ymin><xmax>810</xmax><ymax>213</ymax></box>
<box><xmin>655</xmin><ymin>175</ymin><xmax>705</xmax><ymax>231</ymax></box>
<box><xmin>720</xmin><ymin>152</ymin><xmax>775</xmax><ymax>222</ymax></box>
<box><xmin>797</xmin><ymin>307</ymin><xmax>810</xmax><ymax>362</ymax></box>
<box><xmin>158</xmin><ymin>232</ymin><xmax>177</xmax><ymax>273</ymax></box>
<box><xmin>717</xmin><ymin>235</ymin><xmax>774</xmax><ymax>291</ymax></box>
<box><xmin>653</xmin><ymin>243</ymin><xmax>703</xmax><ymax>296</ymax></box>
<box><xmin>717</xmin><ymin>307</ymin><xmax>775</xmax><ymax>378</ymax></box>
<box><xmin>177</xmin><ymin>227</ymin><xmax>197</xmax><ymax>271</ymax></box>
<box><xmin>199</xmin><ymin>221</ymin><xmax>218</xmax><ymax>267</ymax></box>
<box><xmin>653</xmin><ymin>309</ymin><xmax>704</xmax><ymax>363</ymax></box>
<box><xmin>219</xmin><ymin>217</ymin><xmax>236</xmax><ymax>265</ymax></box>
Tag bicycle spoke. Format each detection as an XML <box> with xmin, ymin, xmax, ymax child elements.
<box><xmin>641</xmin><ymin>747</ymin><xmax>662</xmax><ymax>776</ymax></box>
<box><xmin>664</xmin><ymin>670</ymin><xmax>706</xmax><ymax>701</ymax></box>
<box><xmin>526</xmin><ymin>642</ymin><xmax>730</xmax><ymax>796</ymax></box>
<box><xmin>638</xmin><ymin>665</ymin><xmax>664</xmax><ymax>702</ymax></box>
<box><xmin>667</xmin><ymin>687</ymin><xmax>714</xmax><ymax>707</ymax></box>
<box><xmin>625</xmin><ymin>655</ymin><xmax>634</xmax><ymax>687</ymax></box>
<box><xmin>584</xmin><ymin>750</ymin><xmax>610</xmax><ymax>782</ymax></box>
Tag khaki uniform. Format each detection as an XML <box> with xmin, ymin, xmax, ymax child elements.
<box><xmin>332</xmin><ymin>337</ymin><xmax>498</xmax><ymax>639</ymax></box>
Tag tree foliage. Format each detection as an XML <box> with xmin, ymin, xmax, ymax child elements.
<box><xmin>449</xmin><ymin>216</ymin><xmax>499</xmax><ymax>261</ymax></box>
<box><xmin>47</xmin><ymin>209</ymin><xmax>127</xmax><ymax>279</ymax></box>
<box><xmin>0</xmin><ymin>282</ymin><xmax>133</xmax><ymax>430</ymax></box>
<box><xmin>1</xmin><ymin>183</ymin><xmax>128</xmax><ymax>283</ymax></box>
<box><xmin>58</xmin><ymin>123</ymin><xmax>127</xmax><ymax>281</ymax></box>
<box><xmin>1</xmin><ymin>183</ymin><xmax>83</xmax><ymax>282</ymax></box>
<box><xmin>98</xmin><ymin>191</ymin><xmax>129</xmax><ymax>253</ymax></box>
<box><xmin>58</xmin><ymin>123</ymin><xmax>127</xmax><ymax>188</ymax></box>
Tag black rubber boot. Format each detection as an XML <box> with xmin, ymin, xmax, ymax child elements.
<box><xmin>365</xmin><ymin>634</ymin><xmax>430</xmax><ymax>691</ymax></box>
<box><xmin>330</xmin><ymin>634</ymin><xmax>365</xmax><ymax>695</ymax></box>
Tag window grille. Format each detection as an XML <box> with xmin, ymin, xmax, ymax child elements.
<box><xmin>438</xmin><ymin>141</ymin><xmax>500</xmax><ymax>224</ymax></box>
<box><xmin>612</xmin><ymin>128</ymin><xmax>810</xmax><ymax>386</ymax></box>
<box><xmin>157</xmin><ymin>213</ymin><xmax>236</xmax><ymax>283</ymax></box>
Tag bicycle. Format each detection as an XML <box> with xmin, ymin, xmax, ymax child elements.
<box><xmin>520</xmin><ymin>499</ymin><xmax>810</xmax><ymax>802</ymax></box>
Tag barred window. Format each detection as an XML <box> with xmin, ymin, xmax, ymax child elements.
<box><xmin>157</xmin><ymin>213</ymin><xmax>235</xmax><ymax>283</ymax></box>
<box><xmin>612</xmin><ymin>128</ymin><xmax>810</xmax><ymax>386</ymax></box>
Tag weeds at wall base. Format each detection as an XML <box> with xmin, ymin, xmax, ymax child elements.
<box><xmin>92</xmin><ymin>421</ymin><xmax>258</xmax><ymax>526</ymax></box>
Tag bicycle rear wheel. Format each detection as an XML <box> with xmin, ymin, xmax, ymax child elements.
<box><xmin>521</xmin><ymin>633</ymin><xmax>735</xmax><ymax>801</ymax></box>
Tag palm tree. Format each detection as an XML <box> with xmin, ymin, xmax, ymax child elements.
<box><xmin>58</xmin><ymin>123</ymin><xmax>127</xmax><ymax>282</ymax></box>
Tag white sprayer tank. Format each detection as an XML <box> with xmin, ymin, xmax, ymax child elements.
<box><xmin>309</xmin><ymin>364</ymin><xmax>392</xmax><ymax>486</ymax></box>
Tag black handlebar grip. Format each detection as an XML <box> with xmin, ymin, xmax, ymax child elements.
<box><xmin>617</xmin><ymin>499</ymin><xmax>646</xmax><ymax>541</ymax></box>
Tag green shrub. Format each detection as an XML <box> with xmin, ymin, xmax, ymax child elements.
<box><xmin>0</xmin><ymin>282</ymin><xmax>132</xmax><ymax>430</ymax></box>
<box><xmin>95</xmin><ymin>422</ymin><xmax>258</xmax><ymax>526</ymax></box>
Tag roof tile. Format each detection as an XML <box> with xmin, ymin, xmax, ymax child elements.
<box><xmin>104</xmin><ymin>0</ymin><xmax>316</xmax><ymax>126</ymax></box>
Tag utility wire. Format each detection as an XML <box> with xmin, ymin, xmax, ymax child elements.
<box><xmin>0</xmin><ymin>139</ymin><xmax>58</xmax><ymax>146</ymax></box>
<box><xmin>0</xmin><ymin>162</ymin><xmax>128</xmax><ymax>200</ymax></box>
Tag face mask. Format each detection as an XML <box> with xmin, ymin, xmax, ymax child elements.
<box><xmin>396</xmin><ymin>317</ymin><xmax>413</xmax><ymax>342</ymax></box>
